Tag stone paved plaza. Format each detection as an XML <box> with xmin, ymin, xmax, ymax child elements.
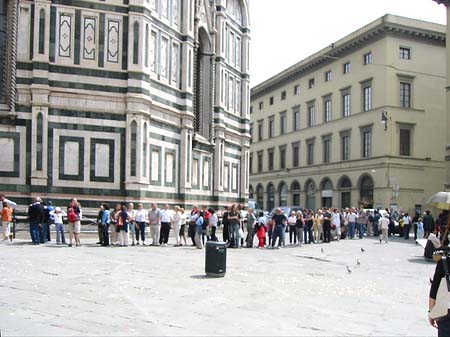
<box><xmin>0</xmin><ymin>233</ymin><xmax>438</xmax><ymax>336</ymax></box>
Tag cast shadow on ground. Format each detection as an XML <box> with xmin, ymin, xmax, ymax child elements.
<box><xmin>408</xmin><ymin>256</ymin><xmax>435</xmax><ymax>264</ymax></box>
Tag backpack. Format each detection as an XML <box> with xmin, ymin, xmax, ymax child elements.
<box><xmin>117</xmin><ymin>214</ymin><xmax>124</xmax><ymax>227</ymax></box>
<box><xmin>68</xmin><ymin>208</ymin><xmax>78</xmax><ymax>223</ymax></box>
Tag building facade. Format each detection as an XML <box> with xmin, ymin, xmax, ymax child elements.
<box><xmin>250</xmin><ymin>15</ymin><xmax>447</xmax><ymax>214</ymax></box>
<box><xmin>0</xmin><ymin>0</ymin><xmax>251</xmax><ymax>209</ymax></box>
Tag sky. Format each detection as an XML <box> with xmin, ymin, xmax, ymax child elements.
<box><xmin>249</xmin><ymin>0</ymin><xmax>447</xmax><ymax>87</ymax></box>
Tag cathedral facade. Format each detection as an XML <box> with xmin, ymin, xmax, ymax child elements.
<box><xmin>0</xmin><ymin>0</ymin><xmax>251</xmax><ymax>208</ymax></box>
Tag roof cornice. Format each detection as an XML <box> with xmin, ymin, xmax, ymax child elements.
<box><xmin>251</xmin><ymin>14</ymin><xmax>446</xmax><ymax>100</ymax></box>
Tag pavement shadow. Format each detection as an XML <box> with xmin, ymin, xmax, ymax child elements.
<box><xmin>408</xmin><ymin>257</ymin><xmax>435</xmax><ymax>264</ymax></box>
<box><xmin>190</xmin><ymin>275</ymin><xmax>209</xmax><ymax>280</ymax></box>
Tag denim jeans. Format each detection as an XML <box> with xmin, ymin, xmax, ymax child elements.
<box><xmin>55</xmin><ymin>223</ymin><xmax>66</xmax><ymax>244</ymax></box>
<box><xmin>438</xmin><ymin>315</ymin><xmax>450</xmax><ymax>337</ymax></box>
<box><xmin>30</xmin><ymin>222</ymin><xmax>40</xmax><ymax>244</ymax></box>
<box><xmin>348</xmin><ymin>222</ymin><xmax>355</xmax><ymax>238</ymax></box>
<box><xmin>129</xmin><ymin>222</ymin><xmax>136</xmax><ymax>242</ymax></box>
<box><xmin>272</xmin><ymin>226</ymin><xmax>284</xmax><ymax>247</ymax></box>
<box><xmin>136</xmin><ymin>221</ymin><xmax>146</xmax><ymax>242</ymax></box>
<box><xmin>358</xmin><ymin>223</ymin><xmax>365</xmax><ymax>239</ymax></box>
<box><xmin>304</xmin><ymin>226</ymin><xmax>313</xmax><ymax>243</ymax></box>
<box><xmin>232</xmin><ymin>223</ymin><xmax>240</xmax><ymax>248</ymax></box>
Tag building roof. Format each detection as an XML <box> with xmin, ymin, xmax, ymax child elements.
<box><xmin>251</xmin><ymin>14</ymin><xmax>446</xmax><ymax>99</ymax></box>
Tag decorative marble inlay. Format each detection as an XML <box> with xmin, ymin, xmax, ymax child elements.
<box><xmin>107</xmin><ymin>19</ymin><xmax>119</xmax><ymax>63</ymax></box>
<box><xmin>151</xmin><ymin>149</ymin><xmax>159</xmax><ymax>181</ymax></box>
<box><xmin>0</xmin><ymin>137</ymin><xmax>14</xmax><ymax>172</ymax></box>
<box><xmin>150</xmin><ymin>31</ymin><xmax>157</xmax><ymax>72</ymax></box>
<box><xmin>166</xmin><ymin>152</ymin><xmax>173</xmax><ymax>183</ymax></box>
<box><xmin>83</xmin><ymin>17</ymin><xmax>96</xmax><ymax>60</ymax></box>
<box><xmin>173</xmin><ymin>0</ymin><xmax>179</xmax><ymax>25</ymax></box>
<box><xmin>160</xmin><ymin>37</ymin><xmax>168</xmax><ymax>77</ymax></box>
<box><xmin>203</xmin><ymin>159</ymin><xmax>209</xmax><ymax>187</ymax></box>
<box><xmin>161</xmin><ymin>0</ymin><xmax>168</xmax><ymax>18</ymax></box>
<box><xmin>64</xmin><ymin>141</ymin><xmax>79</xmax><ymax>175</ymax></box>
<box><xmin>94</xmin><ymin>143</ymin><xmax>109</xmax><ymax>177</ymax></box>
<box><xmin>171</xmin><ymin>43</ymin><xmax>178</xmax><ymax>82</ymax></box>
<box><xmin>59</xmin><ymin>14</ymin><xmax>72</xmax><ymax>57</ymax></box>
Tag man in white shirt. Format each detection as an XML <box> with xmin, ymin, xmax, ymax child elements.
<box><xmin>332</xmin><ymin>209</ymin><xmax>342</xmax><ymax>241</ymax></box>
<box><xmin>379</xmin><ymin>214</ymin><xmax>390</xmax><ymax>243</ymax></box>
<box><xmin>159</xmin><ymin>204</ymin><xmax>173</xmax><ymax>246</ymax></box>
<box><xmin>347</xmin><ymin>208</ymin><xmax>357</xmax><ymax>239</ymax></box>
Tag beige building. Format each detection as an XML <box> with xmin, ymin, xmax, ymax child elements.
<box><xmin>249</xmin><ymin>14</ymin><xmax>447</xmax><ymax>213</ymax></box>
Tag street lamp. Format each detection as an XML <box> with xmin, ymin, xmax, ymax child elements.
<box><xmin>380</xmin><ymin>111</ymin><xmax>388</xmax><ymax>131</ymax></box>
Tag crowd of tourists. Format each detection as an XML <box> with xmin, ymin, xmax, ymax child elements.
<box><xmin>1</xmin><ymin>193</ymin><xmax>447</xmax><ymax>249</ymax></box>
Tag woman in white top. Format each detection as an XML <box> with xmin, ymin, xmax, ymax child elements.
<box><xmin>403</xmin><ymin>212</ymin><xmax>412</xmax><ymax>240</ymax></box>
<box><xmin>288</xmin><ymin>211</ymin><xmax>297</xmax><ymax>245</ymax></box>
<box><xmin>49</xmin><ymin>207</ymin><xmax>67</xmax><ymax>245</ymax></box>
<box><xmin>172</xmin><ymin>206</ymin><xmax>182</xmax><ymax>246</ymax></box>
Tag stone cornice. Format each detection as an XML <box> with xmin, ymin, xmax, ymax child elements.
<box><xmin>251</xmin><ymin>14</ymin><xmax>446</xmax><ymax>100</ymax></box>
<box><xmin>433</xmin><ymin>0</ymin><xmax>450</xmax><ymax>7</ymax></box>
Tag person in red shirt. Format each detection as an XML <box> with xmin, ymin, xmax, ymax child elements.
<box><xmin>1</xmin><ymin>202</ymin><xmax>13</xmax><ymax>241</ymax></box>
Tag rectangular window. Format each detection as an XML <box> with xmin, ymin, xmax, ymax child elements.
<box><xmin>362</xmin><ymin>130</ymin><xmax>372</xmax><ymax>158</ymax></box>
<box><xmin>280</xmin><ymin>113</ymin><xmax>287</xmax><ymax>135</ymax></box>
<box><xmin>294</xmin><ymin>85</ymin><xmax>300</xmax><ymax>95</ymax></box>
<box><xmin>249</xmin><ymin>124</ymin><xmax>253</xmax><ymax>143</ymax></box>
<box><xmin>249</xmin><ymin>153</ymin><xmax>253</xmax><ymax>174</ymax></box>
<box><xmin>259</xmin><ymin>101</ymin><xmax>263</xmax><ymax>110</ymax></box>
<box><xmin>250</xmin><ymin>106</ymin><xmax>253</xmax><ymax>114</ymax></box>
<box><xmin>343</xmin><ymin>62</ymin><xmax>350</xmax><ymax>74</ymax></box>
<box><xmin>323</xmin><ymin>138</ymin><xmax>331</xmax><ymax>163</ymax></box>
<box><xmin>324</xmin><ymin>98</ymin><xmax>332</xmax><ymax>123</ymax></box>
<box><xmin>308</xmin><ymin>78</ymin><xmax>315</xmax><ymax>89</ymax></box>
<box><xmin>268</xmin><ymin>117</ymin><xmax>275</xmax><ymax>138</ymax></box>
<box><xmin>400</xmin><ymin>47</ymin><xmax>411</xmax><ymax>60</ymax></box>
<box><xmin>258</xmin><ymin>120</ymin><xmax>264</xmax><ymax>141</ymax></box>
<box><xmin>281</xmin><ymin>91</ymin><xmax>286</xmax><ymax>100</ymax></box>
<box><xmin>192</xmin><ymin>158</ymin><xmax>199</xmax><ymax>186</ymax></box>
<box><xmin>268</xmin><ymin>148</ymin><xmax>274</xmax><ymax>171</ymax></box>
<box><xmin>400</xmin><ymin>129</ymin><xmax>411</xmax><ymax>156</ymax></box>
<box><xmin>257</xmin><ymin>151</ymin><xmax>263</xmax><ymax>173</ymax></box>
<box><xmin>269</xmin><ymin>96</ymin><xmax>274</xmax><ymax>105</ymax></box>
<box><xmin>236</xmin><ymin>36</ymin><xmax>241</xmax><ymax>69</ymax></box>
<box><xmin>400</xmin><ymin>82</ymin><xmax>411</xmax><ymax>108</ymax></box>
<box><xmin>166</xmin><ymin>152</ymin><xmax>174</xmax><ymax>184</ymax></box>
<box><xmin>223</xmin><ymin>163</ymin><xmax>229</xmax><ymax>190</ymax></box>
<box><xmin>325</xmin><ymin>70</ymin><xmax>332</xmax><ymax>82</ymax></box>
<box><xmin>151</xmin><ymin>149</ymin><xmax>160</xmax><ymax>182</ymax></box>
<box><xmin>363</xmin><ymin>85</ymin><xmax>372</xmax><ymax>111</ymax></box>
<box><xmin>293</xmin><ymin>109</ymin><xmax>300</xmax><ymax>131</ymax></box>
<box><xmin>307</xmin><ymin>104</ymin><xmax>315</xmax><ymax>127</ymax></box>
<box><xmin>279</xmin><ymin>146</ymin><xmax>286</xmax><ymax>170</ymax></box>
<box><xmin>307</xmin><ymin>142</ymin><xmax>314</xmax><ymax>165</ymax></box>
<box><xmin>292</xmin><ymin>142</ymin><xmax>299</xmax><ymax>167</ymax></box>
<box><xmin>342</xmin><ymin>92</ymin><xmax>351</xmax><ymax>117</ymax></box>
<box><xmin>341</xmin><ymin>135</ymin><xmax>350</xmax><ymax>161</ymax></box>
<box><xmin>363</xmin><ymin>52</ymin><xmax>372</xmax><ymax>65</ymax></box>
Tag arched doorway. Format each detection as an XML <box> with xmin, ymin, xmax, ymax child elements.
<box><xmin>256</xmin><ymin>184</ymin><xmax>264</xmax><ymax>210</ymax></box>
<box><xmin>359</xmin><ymin>175</ymin><xmax>374</xmax><ymax>208</ymax></box>
<box><xmin>194</xmin><ymin>27</ymin><xmax>212</xmax><ymax>139</ymax></box>
<box><xmin>338</xmin><ymin>176</ymin><xmax>352</xmax><ymax>208</ymax></box>
<box><xmin>267</xmin><ymin>183</ymin><xmax>275</xmax><ymax>210</ymax></box>
<box><xmin>305</xmin><ymin>179</ymin><xmax>316</xmax><ymax>211</ymax></box>
<box><xmin>278</xmin><ymin>182</ymin><xmax>288</xmax><ymax>207</ymax></box>
<box><xmin>249</xmin><ymin>185</ymin><xmax>254</xmax><ymax>199</ymax></box>
<box><xmin>321</xmin><ymin>178</ymin><xmax>333</xmax><ymax>208</ymax></box>
<box><xmin>291</xmin><ymin>180</ymin><xmax>301</xmax><ymax>206</ymax></box>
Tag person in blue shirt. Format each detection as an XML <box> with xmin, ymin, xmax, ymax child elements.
<box><xmin>100</xmin><ymin>204</ymin><xmax>111</xmax><ymax>246</ymax></box>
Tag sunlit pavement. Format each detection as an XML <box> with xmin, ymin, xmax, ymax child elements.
<box><xmin>0</xmin><ymin>232</ymin><xmax>436</xmax><ymax>336</ymax></box>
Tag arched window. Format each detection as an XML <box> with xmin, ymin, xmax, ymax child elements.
<box><xmin>267</xmin><ymin>183</ymin><xmax>275</xmax><ymax>211</ymax></box>
<box><xmin>143</xmin><ymin>122</ymin><xmax>147</xmax><ymax>177</ymax></box>
<box><xmin>278</xmin><ymin>182</ymin><xmax>288</xmax><ymax>207</ymax></box>
<box><xmin>130</xmin><ymin>121</ymin><xmax>137</xmax><ymax>176</ymax></box>
<box><xmin>256</xmin><ymin>184</ymin><xmax>264</xmax><ymax>210</ymax></box>
<box><xmin>359</xmin><ymin>175</ymin><xmax>374</xmax><ymax>208</ymax></box>
<box><xmin>321</xmin><ymin>178</ymin><xmax>333</xmax><ymax>208</ymax></box>
<box><xmin>38</xmin><ymin>8</ymin><xmax>45</xmax><ymax>54</ymax></box>
<box><xmin>226</xmin><ymin>0</ymin><xmax>242</xmax><ymax>25</ymax></box>
<box><xmin>36</xmin><ymin>112</ymin><xmax>43</xmax><ymax>171</ymax></box>
<box><xmin>144</xmin><ymin>24</ymin><xmax>149</xmax><ymax>67</ymax></box>
<box><xmin>291</xmin><ymin>181</ymin><xmax>301</xmax><ymax>206</ymax></box>
<box><xmin>338</xmin><ymin>176</ymin><xmax>352</xmax><ymax>208</ymax></box>
<box><xmin>305</xmin><ymin>179</ymin><xmax>316</xmax><ymax>211</ymax></box>
<box><xmin>133</xmin><ymin>21</ymin><xmax>139</xmax><ymax>65</ymax></box>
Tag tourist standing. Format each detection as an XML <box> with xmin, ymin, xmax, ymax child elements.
<box><xmin>271</xmin><ymin>208</ymin><xmax>287</xmax><ymax>249</ymax></box>
<box><xmin>28</xmin><ymin>197</ymin><xmax>44</xmax><ymax>245</ymax></box>
<box><xmin>148</xmin><ymin>203</ymin><xmax>162</xmax><ymax>246</ymax></box>
<box><xmin>49</xmin><ymin>207</ymin><xmax>67</xmax><ymax>245</ymax></box>
<box><xmin>304</xmin><ymin>211</ymin><xmax>314</xmax><ymax>244</ymax></box>
<box><xmin>379</xmin><ymin>214</ymin><xmax>390</xmax><ymax>243</ymax></box>
<box><xmin>189</xmin><ymin>205</ymin><xmax>199</xmax><ymax>246</ymax></box>
<box><xmin>222</xmin><ymin>206</ymin><xmax>230</xmax><ymax>244</ymax></box>
<box><xmin>347</xmin><ymin>208</ymin><xmax>357</xmax><ymax>239</ymax></box>
<box><xmin>135</xmin><ymin>203</ymin><xmax>147</xmax><ymax>245</ymax></box>
<box><xmin>403</xmin><ymin>212</ymin><xmax>412</xmax><ymax>240</ymax></box>
<box><xmin>245</xmin><ymin>208</ymin><xmax>256</xmax><ymax>247</ymax></box>
<box><xmin>110</xmin><ymin>204</ymin><xmax>121</xmax><ymax>245</ymax></box>
<box><xmin>332</xmin><ymin>208</ymin><xmax>342</xmax><ymax>241</ymax></box>
<box><xmin>296</xmin><ymin>211</ymin><xmax>304</xmax><ymax>246</ymax></box>
<box><xmin>194</xmin><ymin>211</ymin><xmax>204</xmax><ymax>249</ymax></box>
<box><xmin>423</xmin><ymin>210</ymin><xmax>435</xmax><ymax>239</ymax></box>
<box><xmin>116</xmin><ymin>205</ymin><xmax>130</xmax><ymax>246</ymax></box>
<box><xmin>228</xmin><ymin>204</ymin><xmax>241</xmax><ymax>248</ymax></box>
<box><xmin>314</xmin><ymin>210</ymin><xmax>323</xmax><ymax>243</ymax></box>
<box><xmin>67</xmin><ymin>198</ymin><xmax>82</xmax><ymax>247</ymax></box>
<box><xmin>209</xmin><ymin>208</ymin><xmax>219</xmax><ymax>242</ymax></box>
<box><xmin>288</xmin><ymin>211</ymin><xmax>297</xmax><ymax>245</ymax></box>
<box><xmin>428</xmin><ymin>257</ymin><xmax>450</xmax><ymax>336</ymax></box>
<box><xmin>159</xmin><ymin>204</ymin><xmax>172</xmax><ymax>246</ymax></box>
<box><xmin>1</xmin><ymin>202</ymin><xmax>13</xmax><ymax>242</ymax></box>
<box><xmin>179</xmin><ymin>208</ymin><xmax>188</xmax><ymax>246</ymax></box>
<box><xmin>323</xmin><ymin>209</ymin><xmax>332</xmax><ymax>243</ymax></box>
<box><xmin>172</xmin><ymin>206</ymin><xmax>182</xmax><ymax>246</ymax></box>
<box><xmin>100</xmin><ymin>204</ymin><xmax>110</xmax><ymax>246</ymax></box>
<box><xmin>127</xmin><ymin>203</ymin><xmax>137</xmax><ymax>246</ymax></box>
<box><xmin>357</xmin><ymin>208</ymin><xmax>366</xmax><ymax>239</ymax></box>
<box><xmin>417</xmin><ymin>217</ymin><xmax>424</xmax><ymax>241</ymax></box>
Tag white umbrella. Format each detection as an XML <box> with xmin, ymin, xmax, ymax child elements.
<box><xmin>427</xmin><ymin>191</ymin><xmax>450</xmax><ymax>210</ymax></box>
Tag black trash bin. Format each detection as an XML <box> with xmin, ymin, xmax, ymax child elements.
<box><xmin>205</xmin><ymin>241</ymin><xmax>227</xmax><ymax>277</ymax></box>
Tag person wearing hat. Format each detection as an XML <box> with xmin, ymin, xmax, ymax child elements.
<box><xmin>50</xmin><ymin>206</ymin><xmax>67</xmax><ymax>245</ymax></box>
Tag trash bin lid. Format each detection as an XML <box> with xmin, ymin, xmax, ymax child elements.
<box><xmin>205</xmin><ymin>241</ymin><xmax>227</xmax><ymax>248</ymax></box>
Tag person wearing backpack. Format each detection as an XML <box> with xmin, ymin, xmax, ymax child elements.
<box><xmin>116</xmin><ymin>205</ymin><xmax>130</xmax><ymax>246</ymax></box>
<box><xmin>67</xmin><ymin>198</ymin><xmax>82</xmax><ymax>247</ymax></box>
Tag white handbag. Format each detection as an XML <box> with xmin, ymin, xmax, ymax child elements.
<box><xmin>429</xmin><ymin>257</ymin><xmax>450</xmax><ymax>320</ymax></box>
